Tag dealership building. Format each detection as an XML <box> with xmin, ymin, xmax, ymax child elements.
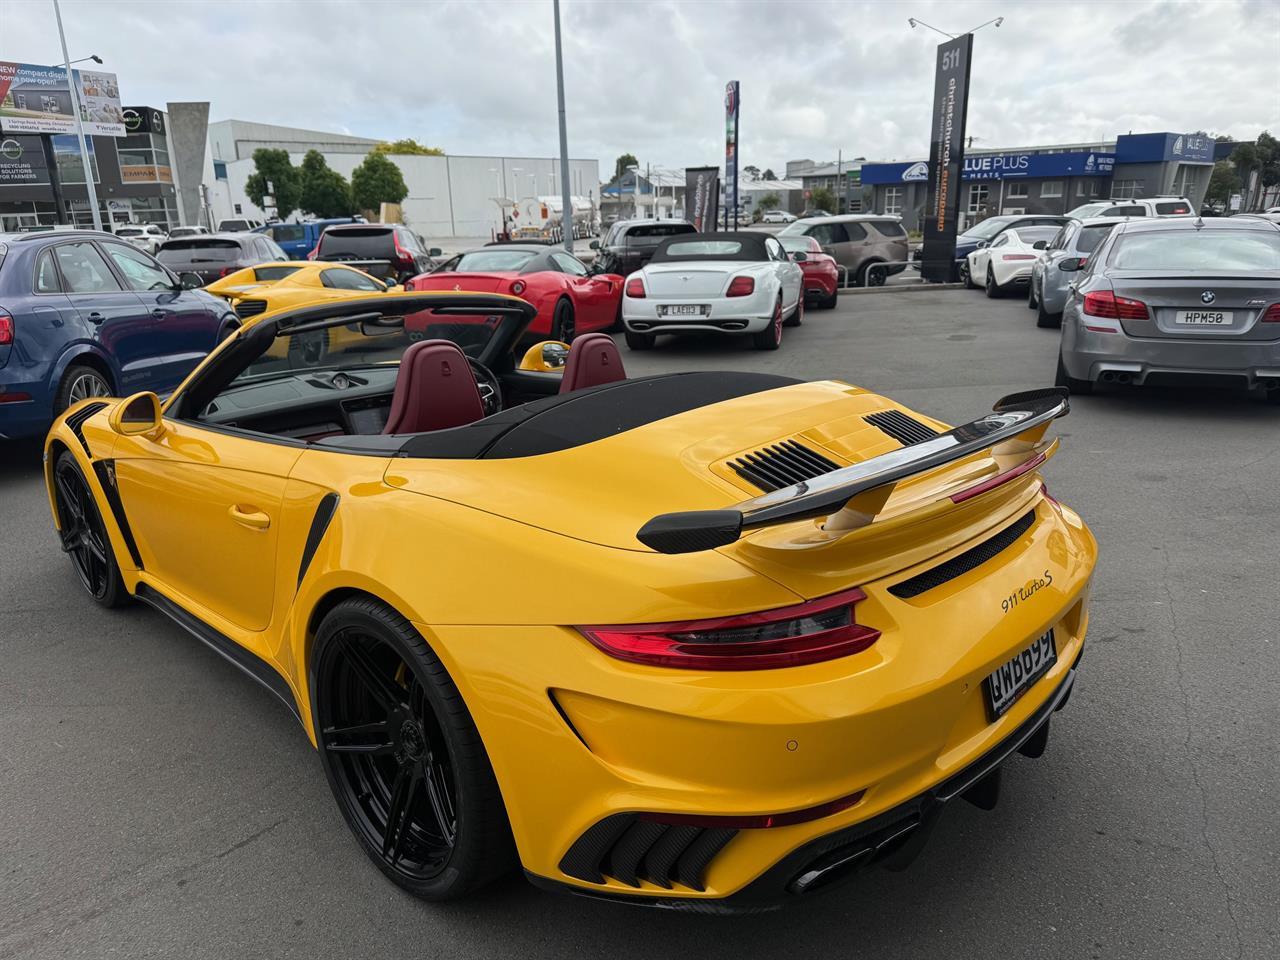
<box><xmin>860</xmin><ymin>132</ymin><xmax>1219</xmax><ymax>231</ymax></box>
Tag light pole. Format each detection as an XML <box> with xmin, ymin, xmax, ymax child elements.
<box><xmin>52</xmin><ymin>0</ymin><xmax>103</xmax><ymax>231</ymax></box>
<box><xmin>552</xmin><ymin>0</ymin><xmax>574</xmax><ymax>251</ymax></box>
<box><xmin>626</xmin><ymin>163</ymin><xmax>639</xmax><ymax>218</ymax></box>
<box><xmin>510</xmin><ymin>166</ymin><xmax>522</xmax><ymax>201</ymax></box>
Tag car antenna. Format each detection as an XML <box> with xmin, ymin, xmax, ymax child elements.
<box><xmin>1193</xmin><ymin>215</ymin><xmax>1205</xmax><ymax>229</ymax></box>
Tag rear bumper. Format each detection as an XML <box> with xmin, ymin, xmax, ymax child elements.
<box><xmin>1061</xmin><ymin>323</ymin><xmax>1280</xmax><ymax>387</ymax></box>
<box><xmin>622</xmin><ymin>298</ymin><xmax>774</xmax><ymax>335</ymax></box>
<box><xmin>528</xmin><ymin>651</ymin><xmax>1080</xmax><ymax>913</ymax></box>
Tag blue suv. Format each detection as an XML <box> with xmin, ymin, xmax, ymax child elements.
<box><xmin>255</xmin><ymin>218</ymin><xmax>366</xmax><ymax>259</ymax></box>
<box><xmin>0</xmin><ymin>231</ymin><xmax>238</xmax><ymax>440</ymax></box>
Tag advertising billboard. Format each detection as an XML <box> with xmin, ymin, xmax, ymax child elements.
<box><xmin>920</xmin><ymin>34</ymin><xmax>973</xmax><ymax>283</ymax></box>
<box><xmin>0</xmin><ymin>134</ymin><xmax>50</xmax><ymax>185</ymax></box>
<box><xmin>0</xmin><ymin>60</ymin><xmax>126</xmax><ymax>137</ymax></box>
<box><xmin>724</xmin><ymin>80</ymin><xmax>739</xmax><ymax>229</ymax></box>
<box><xmin>684</xmin><ymin>165</ymin><xmax>720</xmax><ymax>232</ymax></box>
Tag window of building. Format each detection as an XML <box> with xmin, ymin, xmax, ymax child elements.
<box><xmin>1172</xmin><ymin>164</ymin><xmax>1198</xmax><ymax>199</ymax></box>
<box><xmin>966</xmin><ymin>184</ymin><xmax>990</xmax><ymax>214</ymax></box>
<box><xmin>1077</xmin><ymin>180</ymin><xmax>1100</xmax><ymax>198</ymax></box>
<box><xmin>1112</xmin><ymin>180</ymin><xmax>1140</xmax><ymax>199</ymax></box>
<box><xmin>213</xmin><ymin>160</ymin><xmax>228</xmax><ymax>180</ymax></box>
<box><xmin>1041</xmin><ymin>181</ymin><xmax>1063</xmax><ymax>198</ymax></box>
<box><xmin>234</xmin><ymin>203</ymin><xmax>243</xmax><ymax>214</ymax></box>
<box><xmin>884</xmin><ymin>187</ymin><xmax>903</xmax><ymax>215</ymax></box>
<box><xmin>1006</xmin><ymin>182</ymin><xmax>1029</xmax><ymax>199</ymax></box>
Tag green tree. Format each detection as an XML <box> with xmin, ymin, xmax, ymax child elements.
<box><xmin>757</xmin><ymin>191</ymin><xmax>781</xmax><ymax>211</ymax></box>
<box><xmin>373</xmin><ymin>138</ymin><xmax>444</xmax><ymax>156</ymax></box>
<box><xmin>244</xmin><ymin>148</ymin><xmax>300</xmax><ymax>219</ymax></box>
<box><xmin>1204</xmin><ymin>160</ymin><xmax>1240</xmax><ymax>207</ymax></box>
<box><xmin>351</xmin><ymin>151</ymin><xmax>409</xmax><ymax>213</ymax></box>
<box><xmin>614</xmin><ymin>153</ymin><xmax>638</xmax><ymax>179</ymax></box>
<box><xmin>299</xmin><ymin>150</ymin><xmax>354</xmax><ymax>218</ymax></box>
<box><xmin>810</xmin><ymin>186</ymin><xmax>837</xmax><ymax>214</ymax></box>
<box><xmin>762</xmin><ymin>167</ymin><xmax>777</xmax><ymax>180</ymax></box>
<box><xmin>742</xmin><ymin>164</ymin><xmax>761</xmax><ymax>181</ymax></box>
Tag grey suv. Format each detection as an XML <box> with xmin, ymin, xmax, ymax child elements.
<box><xmin>779</xmin><ymin>215</ymin><xmax>909</xmax><ymax>286</ymax></box>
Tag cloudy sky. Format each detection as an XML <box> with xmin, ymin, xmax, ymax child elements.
<box><xmin>7</xmin><ymin>0</ymin><xmax>1279</xmax><ymax>176</ymax></box>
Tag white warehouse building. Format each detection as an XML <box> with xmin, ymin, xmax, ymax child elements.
<box><xmin>202</xmin><ymin>119</ymin><xmax>600</xmax><ymax>239</ymax></box>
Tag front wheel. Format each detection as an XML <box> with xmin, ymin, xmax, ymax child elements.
<box><xmin>960</xmin><ymin>260</ymin><xmax>975</xmax><ymax>289</ymax></box>
<box><xmin>552</xmin><ymin>299</ymin><xmax>576</xmax><ymax>343</ymax></box>
<box><xmin>53</xmin><ymin>451</ymin><xmax>128</xmax><ymax>608</ymax></box>
<box><xmin>312</xmin><ymin>598</ymin><xmax>516</xmax><ymax>901</ymax></box>
<box><xmin>752</xmin><ymin>298</ymin><xmax>784</xmax><ymax>350</ymax></box>
<box><xmin>1055</xmin><ymin>352</ymin><xmax>1093</xmax><ymax>395</ymax></box>
<box><xmin>624</xmin><ymin>330</ymin><xmax>655</xmax><ymax>350</ymax></box>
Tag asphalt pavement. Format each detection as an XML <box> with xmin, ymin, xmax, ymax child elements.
<box><xmin>1</xmin><ymin>287</ymin><xmax>1277</xmax><ymax>959</ymax></box>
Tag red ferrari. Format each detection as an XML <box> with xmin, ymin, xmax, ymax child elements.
<box><xmin>779</xmin><ymin>235</ymin><xmax>839</xmax><ymax>309</ymax></box>
<box><xmin>406</xmin><ymin>244</ymin><xmax>624</xmax><ymax>340</ymax></box>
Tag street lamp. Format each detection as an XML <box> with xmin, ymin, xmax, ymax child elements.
<box><xmin>52</xmin><ymin>0</ymin><xmax>103</xmax><ymax>232</ymax></box>
<box><xmin>68</xmin><ymin>54</ymin><xmax>102</xmax><ymax>65</ymax></box>
<box><xmin>626</xmin><ymin>163</ymin><xmax>639</xmax><ymax>217</ymax></box>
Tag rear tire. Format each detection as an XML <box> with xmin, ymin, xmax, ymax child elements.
<box><xmin>858</xmin><ymin>262</ymin><xmax>887</xmax><ymax>287</ymax></box>
<box><xmin>752</xmin><ymin>297</ymin><xmax>784</xmax><ymax>350</ymax></box>
<box><xmin>984</xmin><ymin>266</ymin><xmax>1001</xmax><ymax>298</ymax></box>
<box><xmin>1036</xmin><ymin>295</ymin><xmax>1061</xmax><ymax>329</ymax></box>
<box><xmin>552</xmin><ymin>299</ymin><xmax>576</xmax><ymax>343</ymax></box>
<box><xmin>1055</xmin><ymin>352</ymin><xmax>1093</xmax><ymax>395</ymax></box>
<box><xmin>624</xmin><ymin>331</ymin><xmax>655</xmax><ymax>350</ymax></box>
<box><xmin>822</xmin><ymin>287</ymin><xmax>838</xmax><ymax>309</ymax></box>
<box><xmin>55</xmin><ymin>363</ymin><xmax>112</xmax><ymax>416</ymax></box>
<box><xmin>312</xmin><ymin>598</ymin><xmax>516</xmax><ymax>901</ymax></box>
<box><xmin>783</xmin><ymin>295</ymin><xmax>803</xmax><ymax>327</ymax></box>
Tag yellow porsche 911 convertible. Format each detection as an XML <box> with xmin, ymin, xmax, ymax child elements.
<box><xmin>44</xmin><ymin>291</ymin><xmax>1096</xmax><ymax>911</ymax></box>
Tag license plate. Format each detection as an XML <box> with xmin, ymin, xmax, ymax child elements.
<box><xmin>984</xmin><ymin>630</ymin><xmax>1057</xmax><ymax>719</ymax></box>
<box><xmin>1174</xmin><ymin>310</ymin><xmax>1231</xmax><ymax>325</ymax></box>
<box><xmin>661</xmin><ymin>304</ymin><xmax>706</xmax><ymax>317</ymax></box>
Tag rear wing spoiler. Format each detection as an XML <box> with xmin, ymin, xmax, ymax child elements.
<box><xmin>636</xmin><ymin>388</ymin><xmax>1070</xmax><ymax>554</ymax></box>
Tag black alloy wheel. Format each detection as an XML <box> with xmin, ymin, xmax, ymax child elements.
<box><xmin>985</xmin><ymin>265</ymin><xmax>1000</xmax><ymax>298</ymax></box>
<box><xmin>553</xmin><ymin>299</ymin><xmax>576</xmax><ymax>343</ymax></box>
<box><xmin>313</xmin><ymin>599</ymin><xmax>514</xmax><ymax>900</ymax></box>
<box><xmin>1027</xmin><ymin>277</ymin><xmax>1039</xmax><ymax>309</ymax></box>
<box><xmin>53</xmin><ymin>452</ymin><xmax>126</xmax><ymax>607</ymax></box>
<box><xmin>960</xmin><ymin>260</ymin><xmax>974</xmax><ymax>288</ymax></box>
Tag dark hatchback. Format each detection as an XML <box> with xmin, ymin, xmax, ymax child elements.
<box><xmin>590</xmin><ymin>219</ymin><xmax>696</xmax><ymax>276</ymax></box>
<box><xmin>312</xmin><ymin>224</ymin><xmax>441</xmax><ymax>282</ymax></box>
<box><xmin>156</xmin><ymin>233</ymin><xmax>290</xmax><ymax>286</ymax></box>
<box><xmin>0</xmin><ymin>231</ymin><xmax>236</xmax><ymax>439</ymax></box>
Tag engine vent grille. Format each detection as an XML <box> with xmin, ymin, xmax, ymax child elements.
<box><xmin>64</xmin><ymin>401</ymin><xmax>107</xmax><ymax>456</ymax></box>
<box><xmin>559</xmin><ymin>813</ymin><xmax>737</xmax><ymax>891</ymax></box>
<box><xmin>234</xmin><ymin>299</ymin><xmax>268</xmax><ymax>319</ymax></box>
<box><xmin>889</xmin><ymin>509</ymin><xmax>1036</xmax><ymax>599</ymax></box>
<box><xmin>729</xmin><ymin>439</ymin><xmax>841</xmax><ymax>493</ymax></box>
<box><xmin>864</xmin><ymin>409</ymin><xmax>940</xmax><ymax>446</ymax></box>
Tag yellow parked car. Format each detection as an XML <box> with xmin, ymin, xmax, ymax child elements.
<box><xmin>43</xmin><ymin>291</ymin><xmax>1096</xmax><ymax>910</ymax></box>
<box><xmin>205</xmin><ymin>261</ymin><xmax>402</xmax><ymax>323</ymax></box>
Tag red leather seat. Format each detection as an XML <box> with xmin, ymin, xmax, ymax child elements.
<box><xmin>382</xmin><ymin>339</ymin><xmax>486</xmax><ymax>434</ymax></box>
<box><xmin>559</xmin><ymin>333</ymin><xmax>627</xmax><ymax>394</ymax></box>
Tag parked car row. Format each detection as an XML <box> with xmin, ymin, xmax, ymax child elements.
<box><xmin>959</xmin><ymin>212</ymin><xmax>1280</xmax><ymax>403</ymax></box>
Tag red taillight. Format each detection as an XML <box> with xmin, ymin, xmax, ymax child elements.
<box><xmin>1083</xmin><ymin>289</ymin><xmax>1148</xmax><ymax>320</ymax></box>
<box><xmin>625</xmin><ymin>277</ymin><xmax>645</xmax><ymax>298</ymax></box>
<box><xmin>218</xmin><ymin>266</ymin><xmax>235</xmax><ymax>278</ymax></box>
<box><xmin>0</xmin><ymin>392</ymin><xmax>31</xmax><ymax>404</ymax></box>
<box><xmin>726</xmin><ymin>276</ymin><xmax>755</xmax><ymax>297</ymax></box>
<box><xmin>510</xmin><ymin>280</ymin><xmax>527</xmax><ymax>296</ymax></box>
<box><xmin>0</xmin><ymin>310</ymin><xmax>13</xmax><ymax>346</ymax></box>
<box><xmin>1262</xmin><ymin>303</ymin><xmax>1280</xmax><ymax>323</ymax></box>
<box><xmin>1001</xmin><ymin>254</ymin><xmax>1036</xmax><ymax>261</ymax></box>
<box><xmin>578</xmin><ymin>587</ymin><xmax>880</xmax><ymax>671</ymax></box>
<box><xmin>306</xmin><ymin>247</ymin><xmax>318</xmax><ymax>261</ymax></box>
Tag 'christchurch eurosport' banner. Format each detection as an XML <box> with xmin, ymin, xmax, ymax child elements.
<box><xmin>0</xmin><ymin>60</ymin><xmax>126</xmax><ymax>137</ymax></box>
<box><xmin>724</xmin><ymin>80</ymin><xmax>739</xmax><ymax>229</ymax></box>
<box><xmin>685</xmin><ymin>165</ymin><xmax>720</xmax><ymax>232</ymax></box>
<box><xmin>920</xmin><ymin>34</ymin><xmax>973</xmax><ymax>283</ymax></box>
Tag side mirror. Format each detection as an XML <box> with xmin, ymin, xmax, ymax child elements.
<box><xmin>428</xmin><ymin>247</ymin><xmax>443</xmax><ymax>257</ymax></box>
<box><xmin>975</xmin><ymin>240</ymin><xmax>989</xmax><ymax>249</ymax></box>
<box><xmin>589</xmin><ymin>240</ymin><xmax>600</xmax><ymax>250</ymax></box>
<box><xmin>1058</xmin><ymin>257</ymin><xmax>1085</xmax><ymax>272</ymax></box>
<box><xmin>519</xmin><ymin>340</ymin><xmax>570</xmax><ymax>372</ymax></box>
<box><xmin>178</xmin><ymin>271</ymin><xmax>203</xmax><ymax>289</ymax></box>
<box><xmin>108</xmin><ymin>392</ymin><xmax>164</xmax><ymax>438</ymax></box>
<box><xmin>790</xmin><ymin>251</ymin><xmax>808</xmax><ymax>262</ymax></box>
<box><xmin>1032</xmin><ymin>240</ymin><xmax>1048</xmax><ymax>250</ymax></box>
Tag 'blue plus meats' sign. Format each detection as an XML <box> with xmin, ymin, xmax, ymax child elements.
<box><xmin>862</xmin><ymin>151</ymin><xmax>1116</xmax><ymax>184</ymax></box>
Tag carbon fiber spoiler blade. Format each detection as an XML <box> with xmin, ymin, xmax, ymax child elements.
<box><xmin>636</xmin><ymin>388</ymin><xmax>1070</xmax><ymax>554</ymax></box>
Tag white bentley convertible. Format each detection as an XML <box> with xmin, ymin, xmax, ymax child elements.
<box><xmin>620</xmin><ymin>232</ymin><xmax>804</xmax><ymax>350</ymax></box>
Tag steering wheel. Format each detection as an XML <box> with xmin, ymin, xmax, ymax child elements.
<box><xmin>468</xmin><ymin>357</ymin><xmax>503</xmax><ymax>416</ymax></box>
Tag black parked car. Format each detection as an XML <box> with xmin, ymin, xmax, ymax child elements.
<box><xmin>589</xmin><ymin>219</ymin><xmax>696</xmax><ymax>276</ymax></box>
<box><xmin>312</xmin><ymin>223</ymin><xmax>441</xmax><ymax>282</ymax></box>
<box><xmin>156</xmin><ymin>232</ymin><xmax>290</xmax><ymax>286</ymax></box>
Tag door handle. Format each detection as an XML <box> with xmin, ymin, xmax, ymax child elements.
<box><xmin>228</xmin><ymin>505</ymin><xmax>271</xmax><ymax>531</ymax></box>
<box><xmin>86</xmin><ymin>311</ymin><xmax>106</xmax><ymax>324</ymax></box>
<box><xmin>151</xmin><ymin>308</ymin><xmax>169</xmax><ymax>319</ymax></box>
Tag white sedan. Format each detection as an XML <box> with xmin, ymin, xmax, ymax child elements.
<box><xmin>966</xmin><ymin>224</ymin><xmax>1062</xmax><ymax>298</ymax></box>
<box><xmin>621</xmin><ymin>232</ymin><xmax>804</xmax><ymax>351</ymax></box>
<box><xmin>761</xmin><ymin>209</ymin><xmax>797</xmax><ymax>223</ymax></box>
<box><xmin>113</xmin><ymin>223</ymin><xmax>168</xmax><ymax>255</ymax></box>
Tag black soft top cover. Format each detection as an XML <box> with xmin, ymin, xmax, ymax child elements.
<box><xmin>649</xmin><ymin>231</ymin><xmax>772</xmax><ymax>264</ymax></box>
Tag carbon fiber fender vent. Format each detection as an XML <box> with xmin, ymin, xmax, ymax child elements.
<box><xmin>864</xmin><ymin>409</ymin><xmax>940</xmax><ymax>447</ymax></box>
<box><xmin>64</xmin><ymin>401</ymin><xmax>108</xmax><ymax>456</ymax></box>
<box><xmin>888</xmin><ymin>509</ymin><xmax>1037</xmax><ymax>600</ymax></box>
<box><xmin>729</xmin><ymin>439</ymin><xmax>840</xmax><ymax>493</ymax></box>
<box><xmin>559</xmin><ymin>813</ymin><xmax>737</xmax><ymax>892</ymax></box>
<box><xmin>233</xmin><ymin>299</ymin><xmax>268</xmax><ymax>319</ymax></box>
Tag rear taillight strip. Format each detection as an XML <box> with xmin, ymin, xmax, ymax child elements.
<box><xmin>950</xmin><ymin>452</ymin><xmax>1047</xmax><ymax>504</ymax></box>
